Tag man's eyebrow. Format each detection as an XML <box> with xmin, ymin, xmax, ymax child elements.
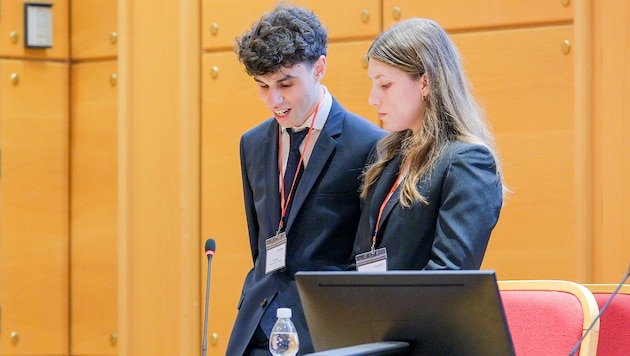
<box><xmin>254</xmin><ymin>74</ymin><xmax>296</xmax><ymax>84</ymax></box>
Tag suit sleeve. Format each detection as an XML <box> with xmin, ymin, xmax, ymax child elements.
<box><xmin>240</xmin><ymin>137</ymin><xmax>260</xmax><ymax>264</ymax></box>
<box><xmin>426</xmin><ymin>144</ymin><xmax>503</xmax><ymax>270</ymax></box>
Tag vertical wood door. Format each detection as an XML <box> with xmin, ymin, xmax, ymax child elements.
<box><xmin>591</xmin><ymin>0</ymin><xmax>630</xmax><ymax>283</ymax></box>
<box><xmin>201</xmin><ymin>51</ymin><xmax>267</xmax><ymax>354</ymax></box>
<box><xmin>0</xmin><ymin>59</ymin><xmax>69</xmax><ymax>355</ymax></box>
<box><xmin>70</xmin><ymin>60</ymin><xmax>118</xmax><ymax>355</ymax></box>
<box><xmin>458</xmin><ymin>26</ymin><xmax>579</xmax><ymax>280</ymax></box>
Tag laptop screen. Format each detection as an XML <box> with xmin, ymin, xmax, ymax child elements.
<box><xmin>295</xmin><ymin>270</ymin><xmax>514</xmax><ymax>355</ymax></box>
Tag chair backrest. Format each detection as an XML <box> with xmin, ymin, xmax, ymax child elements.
<box><xmin>583</xmin><ymin>284</ymin><xmax>630</xmax><ymax>356</ymax></box>
<box><xmin>498</xmin><ymin>280</ymin><xmax>599</xmax><ymax>356</ymax></box>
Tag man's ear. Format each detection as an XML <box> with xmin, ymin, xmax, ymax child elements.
<box><xmin>314</xmin><ymin>55</ymin><xmax>327</xmax><ymax>80</ymax></box>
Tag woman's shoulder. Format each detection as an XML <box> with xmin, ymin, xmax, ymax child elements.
<box><xmin>438</xmin><ymin>140</ymin><xmax>496</xmax><ymax>171</ymax></box>
<box><xmin>444</xmin><ymin>140</ymin><xmax>493</xmax><ymax>157</ymax></box>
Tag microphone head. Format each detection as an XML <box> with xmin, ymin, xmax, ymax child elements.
<box><xmin>205</xmin><ymin>238</ymin><xmax>216</xmax><ymax>257</ymax></box>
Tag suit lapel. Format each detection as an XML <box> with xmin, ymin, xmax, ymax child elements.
<box><xmin>263</xmin><ymin>121</ymin><xmax>282</xmax><ymax>231</ymax></box>
<box><xmin>284</xmin><ymin>101</ymin><xmax>344</xmax><ymax>230</ymax></box>
<box><xmin>370</xmin><ymin>155</ymin><xmax>402</xmax><ymax>236</ymax></box>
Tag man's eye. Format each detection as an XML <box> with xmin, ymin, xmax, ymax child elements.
<box><xmin>381</xmin><ymin>83</ymin><xmax>391</xmax><ymax>89</ymax></box>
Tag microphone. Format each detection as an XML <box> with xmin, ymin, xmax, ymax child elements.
<box><xmin>202</xmin><ymin>238</ymin><xmax>216</xmax><ymax>356</ymax></box>
<box><xmin>568</xmin><ymin>262</ymin><xmax>630</xmax><ymax>356</ymax></box>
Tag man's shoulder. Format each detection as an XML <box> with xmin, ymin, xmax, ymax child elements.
<box><xmin>330</xmin><ymin>99</ymin><xmax>386</xmax><ymax>138</ymax></box>
<box><xmin>241</xmin><ymin>117</ymin><xmax>276</xmax><ymax>140</ymax></box>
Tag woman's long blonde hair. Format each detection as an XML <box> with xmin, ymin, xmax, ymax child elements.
<box><xmin>361</xmin><ymin>18</ymin><xmax>505</xmax><ymax>207</ymax></box>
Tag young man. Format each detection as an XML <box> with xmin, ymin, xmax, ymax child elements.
<box><xmin>226</xmin><ymin>5</ymin><xmax>385</xmax><ymax>355</ymax></box>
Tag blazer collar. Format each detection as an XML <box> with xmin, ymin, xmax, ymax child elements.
<box><xmin>285</xmin><ymin>98</ymin><xmax>345</xmax><ymax>230</ymax></box>
<box><xmin>262</xmin><ymin>123</ymin><xmax>282</xmax><ymax>230</ymax></box>
<box><xmin>369</xmin><ymin>154</ymin><xmax>403</xmax><ymax>236</ymax></box>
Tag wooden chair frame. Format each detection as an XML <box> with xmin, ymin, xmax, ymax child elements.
<box><xmin>582</xmin><ymin>283</ymin><xmax>630</xmax><ymax>356</ymax></box>
<box><xmin>498</xmin><ymin>280</ymin><xmax>600</xmax><ymax>356</ymax></box>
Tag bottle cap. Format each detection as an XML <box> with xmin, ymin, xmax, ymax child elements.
<box><xmin>277</xmin><ymin>307</ymin><xmax>292</xmax><ymax>318</ymax></box>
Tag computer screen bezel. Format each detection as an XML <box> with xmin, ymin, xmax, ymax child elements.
<box><xmin>296</xmin><ymin>270</ymin><xmax>514</xmax><ymax>356</ymax></box>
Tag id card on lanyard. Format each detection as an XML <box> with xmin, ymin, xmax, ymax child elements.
<box><xmin>355</xmin><ymin>171</ymin><xmax>403</xmax><ymax>272</ymax></box>
<box><xmin>265</xmin><ymin>231</ymin><xmax>287</xmax><ymax>274</ymax></box>
<box><xmin>356</xmin><ymin>247</ymin><xmax>388</xmax><ymax>272</ymax></box>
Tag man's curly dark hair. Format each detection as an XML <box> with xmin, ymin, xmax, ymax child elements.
<box><xmin>235</xmin><ymin>5</ymin><xmax>328</xmax><ymax>76</ymax></box>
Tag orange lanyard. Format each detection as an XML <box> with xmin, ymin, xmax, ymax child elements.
<box><xmin>277</xmin><ymin>93</ymin><xmax>324</xmax><ymax>231</ymax></box>
<box><xmin>371</xmin><ymin>171</ymin><xmax>403</xmax><ymax>252</ymax></box>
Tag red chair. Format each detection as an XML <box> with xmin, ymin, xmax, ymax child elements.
<box><xmin>498</xmin><ymin>280</ymin><xmax>599</xmax><ymax>356</ymax></box>
<box><xmin>583</xmin><ymin>284</ymin><xmax>630</xmax><ymax>356</ymax></box>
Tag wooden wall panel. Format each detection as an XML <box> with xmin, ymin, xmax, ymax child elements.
<box><xmin>202</xmin><ymin>0</ymin><xmax>283</xmax><ymax>51</ymax></box>
<box><xmin>71</xmin><ymin>0</ymin><xmax>118</xmax><ymax>60</ymax></box>
<box><xmin>452</xmin><ymin>26</ymin><xmax>579</xmax><ymax>280</ymax></box>
<box><xmin>323</xmin><ymin>41</ymin><xmax>378</xmax><ymax>125</ymax></box>
<box><xmin>0</xmin><ymin>59</ymin><xmax>69</xmax><ymax>354</ymax></box>
<box><xmin>202</xmin><ymin>0</ymin><xmax>381</xmax><ymax>51</ymax></box>
<box><xmin>117</xmin><ymin>0</ymin><xmax>201</xmax><ymax>354</ymax></box>
<box><xmin>201</xmin><ymin>50</ymin><xmax>267</xmax><ymax>353</ymax></box>
<box><xmin>382</xmin><ymin>0</ymin><xmax>573</xmax><ymax>31</ymax></box>
<box><xmin>296</xmin><ymin>0</ymin><xmax>381</xmax><ymax>40</ymax></box>
<box><xmin>70</xmin><ymin>60</ymin><xmax>118</xmax><ymax>355</ymax></box>
<box><xmin>0</xmin><ymin>0</ymin><xmax>69</xmax><ymax>59</ymax></box>
<box><xmin>591</xmin><ymin>1</ymin><xmax>630</xmax><ymax>283</ymax></box>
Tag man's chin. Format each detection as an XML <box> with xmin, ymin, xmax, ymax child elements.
<box><xmin>275</xmin><ymin>116</ymin><xmax>293</xmax><ymax>128</ymax></box>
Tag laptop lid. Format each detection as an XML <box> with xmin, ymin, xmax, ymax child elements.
<box><xmin>295</xmin><ymin>270</ymin><xmax>514</xmax><ymax>356</ymax></box>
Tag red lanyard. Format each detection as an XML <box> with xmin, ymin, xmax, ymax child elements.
<box><xmin>277</xmin><ymin>93</ymin><xmax>323</xmax><ymax>231</ymax></box>
<box><xmin>371</xmin><ymin>171</ymin><xmax>403</xmax><ymax>251</ymax></box>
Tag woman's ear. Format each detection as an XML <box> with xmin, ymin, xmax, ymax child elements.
<box><xmin>420</xmin><ymin>73</ymin><xmax>430</xmax><ymax>99</ymax></box>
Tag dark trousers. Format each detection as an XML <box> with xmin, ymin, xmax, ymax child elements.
<box><xmin>244</xmin><ymin>325</ymin><xmax>271</xmax><ymax>356</ymax></box>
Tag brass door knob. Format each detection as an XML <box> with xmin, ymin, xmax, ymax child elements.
<box><xmin>392</xmin><ymin>6</ymin><xmax>402</xmax><ymax>21</ymax></box>
<box><xmin>360</xmin><ymin>10</ymin><xmax>370</xmax><ymax>23</ymax></box>
<box><xmin>10</xmin><ymin>31</ymin><xmax>19</xmax><ymax>44</ymax></box>
<box><xmin>10</xmin><ymin>73</ymin><xmax>19</xmax><ymax>85</ymax></box>
<box><xmin>10</xmin><ymin>331</ymin><xmax>19</xmax><ymax>344</ymax></box>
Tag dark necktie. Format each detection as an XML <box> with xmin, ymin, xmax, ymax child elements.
<box><xmin>283</xmin><ymin>129</ymin><xmax>308</xmax><ymax>203</ymax></box>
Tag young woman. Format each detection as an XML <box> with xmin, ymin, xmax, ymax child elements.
<box><xmin>353</xmin><ymin>18</ymin><xmax>506</xmax><ymax>272</ymax></box>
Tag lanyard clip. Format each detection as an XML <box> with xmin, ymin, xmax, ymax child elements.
<box><xmin>275</xmin><ymin>223</ymin><xmax>284</xmax><ymax>237</ymax></box>
<box><xmin>370</xmin><ymin>236</ymin><xmax>376</xmax><ymax>255</ymax></box>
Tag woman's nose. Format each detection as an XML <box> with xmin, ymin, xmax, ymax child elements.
<box><xmin>368</xmin><ymin>88</ymin><xmax>379</xmax><ymax>106</ymax></box>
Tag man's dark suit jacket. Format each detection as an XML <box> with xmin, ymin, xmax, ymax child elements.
<box><xmin>226</xmin><ymin>98</ymin><xmax>385</xmax><ymax>355</ymax></box>
<box><xmin>353</xmin><ymin>141</ymin><xmax>503</xmax><ymax>271</ymax></box>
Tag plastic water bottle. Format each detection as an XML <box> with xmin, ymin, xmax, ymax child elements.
<box><xmin>269</xmin><ymin>307</ymin><xmax>300</xmax><ymax>355</ymax></box>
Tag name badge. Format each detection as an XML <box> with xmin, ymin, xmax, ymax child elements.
<box><xmin>265</xmin><ymin>232</ymin><xmax>287</xmax><ymax>274</ymax></box>
<box><xmin>355</xmin><ymin>247</ymin><xmax>388</xmax><ymax>272</ymax></box>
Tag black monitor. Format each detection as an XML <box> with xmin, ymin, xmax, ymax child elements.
<box><xmin>295</xmin><ymin>270</ymin><xmax>514</xmax><ymax>356</ymax></box>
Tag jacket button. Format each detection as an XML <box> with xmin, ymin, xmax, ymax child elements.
<box><xmin>260</xmin><ymin>298</ymin><xmax>267</xmax><ymax>308</ymax></box>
